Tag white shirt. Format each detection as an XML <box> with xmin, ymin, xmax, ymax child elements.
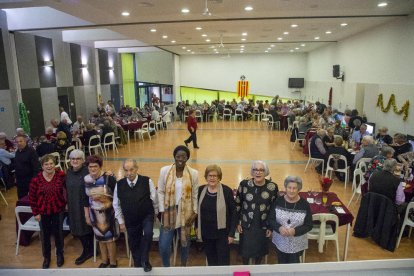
<box><xmin>60</xmin><ymin>111</ymin><xmax>72</xmax><ymax>124</ymax></box>
<box><xmin>113</xmin><ymin>175</ymin><xmax>159</xmax><ymax>225</ymax></box>
<box><xmin>175</xmin><ymin>177</ymin><xmax>183</xmax><ymax>204</ymax></box>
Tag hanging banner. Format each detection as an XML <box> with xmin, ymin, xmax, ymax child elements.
<box><xmin>237</xmin><ymin>80</ymin><xmax>249</xmax><ymax>98</ymax></box>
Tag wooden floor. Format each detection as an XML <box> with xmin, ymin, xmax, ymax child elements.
<box><xmin>0</xmin><ymin>120</ymin><xmax>413</xmax><ymax>269</ymax></box>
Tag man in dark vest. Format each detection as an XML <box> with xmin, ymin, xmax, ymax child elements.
<box><xmin>113</xmin><ymin>159</ymin><xmax>158</xmax><ymax>272</ymax></box>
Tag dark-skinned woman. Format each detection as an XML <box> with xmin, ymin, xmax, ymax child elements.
<box><xmin>157</xmin><ymin>145</ymin><xmax>199</xmax><ymax>267</ymax></box>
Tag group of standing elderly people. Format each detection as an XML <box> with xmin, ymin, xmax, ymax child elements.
<box><xmin>28</xmin><ymin>145</ymin><xmax>312</xmax><ymax>270</ymax></box>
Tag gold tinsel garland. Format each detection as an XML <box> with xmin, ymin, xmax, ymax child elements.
<box><xmin>376</xmin><ymin>94</ymin><xmax>410</xmax><ymax>121</ymax></box>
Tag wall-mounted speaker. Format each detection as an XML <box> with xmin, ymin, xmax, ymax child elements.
<box><xmin>333</xmin><ymin>65</ymin><xmax>340</xmax><ymax>78</ymax></box>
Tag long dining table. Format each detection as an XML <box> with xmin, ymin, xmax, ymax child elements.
<box><xmin>298</xmin><ymin>191</ymin><xmax>354</xmax><ymax>261</ymax></box>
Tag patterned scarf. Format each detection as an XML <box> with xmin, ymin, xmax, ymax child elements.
<box><xmin>162</xmin><ymin>164</ymin><xmax>195</xmax><ymax>246</ymax></box>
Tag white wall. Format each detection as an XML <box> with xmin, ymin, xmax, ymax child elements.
<box><xmin>306</xmin><ymin>14</ymin><xmax>414</xmax><ymax>135</ymax></box>
<box><xmin>180</xmin><ymin>53</ymin><xmax>307</xmax><ymax>98</ymax></box>
<box><xmin>135</xmin><ymin>51</ymin><xmax>174</xmax><ymax>85</ymax></box>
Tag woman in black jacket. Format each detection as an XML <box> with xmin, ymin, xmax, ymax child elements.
<box><xmin>197</xmin><ymin>164</ymin><xmax>237</xmax><ymax>266</ymax></box>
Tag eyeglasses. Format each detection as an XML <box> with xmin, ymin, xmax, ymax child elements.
<box><xmin>253</xmin><ymin>168</ymin><xmax>265</xmax><ymax>173</ymax></box>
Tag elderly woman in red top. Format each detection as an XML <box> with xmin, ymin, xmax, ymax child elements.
<box><xmin>184</xmin><ymin>109</ymin><xmax>199</xmax><ymax>149</ymax></box>
<box><xmin>29</xmin><ymin>154</ymin><xmax>66</xmax><ymax>269</ymax></box>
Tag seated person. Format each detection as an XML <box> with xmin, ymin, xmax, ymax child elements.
<box><xmin>391</xmin><ymin>133</ymin><xmax>413</xmax><ymax>158</ymax></box>
<box><xmin>101</xmin><ymin>120</ymin><xmax>114</xmax><ymax>143</ymax></box>
<box><xmin>348</xmin><ymin>109</ymin><xmax>366</xmax><ymax>131</ymax></box>
<box><xmin>0</xmin><ymin>138</ymin><xmax>15</xmax><ymax>188</ymax></box>
<box><xmin>0</xmin><ymin>132</ymin><xmax>14</xmax><ymax>151</ymax></box>
<box><xmin>57</xmin><ymin>119</ymin><xmax>72</xmax><ymax>141</ymax></box>
<box><xmin>36</xmin><ymin>136</ymin><xmax>55</xmax><ymax>158</ymax></box>
<box><xmin>375</xmin><ymin>126</ymin><xmax>393</xmax><ymax>145</ymax></box>
<box><xmin>326</xmin><ymin>136</ymin><xmax>353</xmax><ymax>181</ymax></box>
<box><xmin>54</xmin><ymin>131</ymin><xmax>70</xmax><ymax>157</ymax></box>
<box><xmin>71</xmin><ymin>115</ymin><xmax>85</xmax><ymax>136</ymax></box>
<box><xmin>353</xmin><ymin>135</ymin><xmax>379</xmax><ymax>166</ymax></box>
<box><xmin>365</xmin><ymin>146</ymin><xmax>395</xmax><ymax>181</ymax></box>
<box><xmin>323</xmin><ymin>127</ymin><xmax>335</xmax><ymax>148</ymax></box>
<box><xmin>369</xmin><ymin>159</ymin><xmax>406</xmax><ymax>214</ymax></box>
<box><xmin>45</xmin><ymin>127</ymin><xmax>57</xmax><ymax>141</ymax></box>
<box><xmin>310</xmin><ymin>129</ymin><xmax>328</xmax><ymax>173</ymax></box>
<box><xmin>298</xmin><ymin>117</ymin><xmax>312</xmax><ymax>139</ymax></box>
<box><xmin>151</xmin><ymin>107</ymin><xmax>160</xmax><ymax>121</ymax></box>
<box><xmin>333</xmin><ymin>120</ymin><xmax>348</xmax><ymax>140</ymax></box>
<box><xmin>82</xmin><ymin>123</ymin><xmax>99</xmax><ymax>151</ymax></box>
<box><xmin>351</xmin><ymin>124</ymin><xmax>369</xmax><ymax>148</ymax></box>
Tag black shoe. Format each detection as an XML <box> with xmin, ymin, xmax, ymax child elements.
<box><xmin>42</xmin><ymin>258</ymin><xmax>50</xmax><ymax>269</ymax></box>
<box><xmin>184</xmin><ymin>141</ymin><xmax>188</xmax><ymax>147</ymax></box>
<box><xmin>194</xmin><ymin>146</ymin><xmax>200</xmax><ymax>149</ymax></box>
<box><xmin>57</xmin><ymin>255</ymin><xmax>64</xmax><ymax>267</ymax></box>
<box><xmin>142</xmin><ymin>261</ymin><xmax>152</xmax><ymax>272</ymax></box>
<box><xmin>98</xmin><ymin>262</ymin><xmax>109</xmax><ymax>268</ymax></box>
<box><xmin>109</xmin><ymin>262</ymin><xmax>117</xmax><ymax>268</ymax></box>
<box><xmin>75</xmin><ymin>251</ymin><xmax>93</xmax><ymax>265</ymax></box>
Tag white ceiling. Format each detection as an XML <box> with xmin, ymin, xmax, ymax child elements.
<box><xmin>1</xmin><ymin>0</ymin><xmax>414</xmax><ymax>55</ymax></box>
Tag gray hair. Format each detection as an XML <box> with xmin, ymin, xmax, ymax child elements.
<box><xmin>362</xmin><ymin>135</ymin><xmax>374</xmax><ymax>144</ymax></box>
<box><xmin>383</xmin><ymin>158</ymin><xmax>397</xmax><ymax>172</ymax></box>
<box><xmin>394</xmin><ymin>133</ymin><xmax>407</xmax><ymax>142</ymax></box>
<box><xmin>69</xmin><ymin>149</ymin><xmax>85</xmax><ymax>160</ymax></box>
<box><xmin>317</xmin><ymin>129</ymin><xmax>326</xmax><ymax>137</ymax></box>
<box><xmin>381</xmin><ymin>146</ymin><xmax>395</xmax><ymax>157</ymax></box>
<box><xmin>284</xmin><ymin>176</ymin><xmax>303</xmax><ymax>191</ymax></box>
<box><xmin>0</xmin><ymin>132</ymin><xmax>6</xmax><ymax>139</ymax></box>
<box><xmin>123</xmin><ymin>158</ymin><xmax>138</xmax><ymax>169</ymax></box>
<box><xmin>250</xmin><ymin>160</ymin><xmax>270</xmax><ymax>177</ymax></box>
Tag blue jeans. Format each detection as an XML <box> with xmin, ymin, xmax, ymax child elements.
<box><xmin>159</xmin><ymin>226</ymin><xmax>190</xmax><ymax>267</ymax></box>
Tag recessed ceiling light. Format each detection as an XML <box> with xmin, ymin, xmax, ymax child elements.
<box><xmin>283</xmin><ymin>31</ymin><xmax>289</xmax><ymax>35</ymax></box>
<box><xmin>265</xmin><ymin>50</ymin><xmax>269</xmax><ymax>53</ymax></box>
<box><xmin>290</xmin><ymin>49</ymin><xmax>294</xmax><ymax>52</ymax></box>
<box><xmin>314</xmin><ymin>36</ymin><xmax>320</xmax><ymax>40</ymax></box>
<box><xmin>210</xmin><ymin>46</ymin><xmax>215</xmax><ymax>48</ymax></box>
<box><xmin>191</xmin><ymin>52</ymin><xmax>195</xmax><ymax>54</ymax></box>
<box><xmin>181</xmin><ymin>8</ymin><xmax>190</xmax><ymax>13</ymax></box>
<box><xmin>301</xmin><ymin>44</ymin><xmax>306</xmax><ymax>47</ymax></box>
<box><xmin>291</xmin><ymin>24</ymin><xmax>298</xmax><ymax>28</ymax></box>
<box><xmin>202</xmin><ymin>34</ymin><xmax>207</xmax><ymax>37</ymax></box>
<box><xmin>270</xmin><ymin>45</ymin><xmax>275</xmax><ymax>47</ymax></box>
<box><xmin>241</xmin><ymin>38</ymin><xmax>246</xmax><ymax>41</ymax></box>
<box><xmin>242</xmin><ymin>32</ymin><xmax>248</xmax><ymax>36</ymax></box>
<box><xmin>162</xmin><ymin>35</ymin><xmax>168</xmax><ymax>39</ymax></box>
<box><xmin>215</xmin><ymin>52</ymin><xmax>219</xmax><ymax>54</ymax></box>
<box><xmin>195</xmin><ymin>27</ymin><xmax>202</xmax><ymax>30</ymax></box>
<box><xmin>206</xmin><ymin>39</ymin><xmax>211</xmax><ymax>42</ymax></box>
<box><xmin>240</xmin><ymin>45</ymin><xmax>245</xmax><ymax>48</ymax></box>
<box><xmin>325</xmin><ymin>31</ymin><xmax>332</xmax><ymax>34</ymax></box>
<box><xmin>150</xmin><ymin>28</ymin><xmax>157</xmax><ymax>32</ymax></box>
<box><xmin>377</xmin><ymin>2</ymin><xmax>388</xmax><ymax>7</ymax></box>
<box><xmin>121</xmin><ymin>11</ymin><xmax>130</xmax><ymax>16</ymax></box>
<box><xmin>171</xmin><ymin>40</ymin><xmax>176</xmax><ymax>43</ymax></box>
<box><xmin>341</xmin><ymin>23</ymin><xmax>348</xmax><ymax>27</ymax></box>
<box><xmin>182</xmin><ymin>46</ymin><xmax>186</xmax><ymax>49</ymax></box>
<box><xmin>277</xmin><ymin>37</ymin><xmax>283</xmax><ymax>40</ymax></box>
<box><xmin>295</xmin><ymin>47</ymin><xmax>299</xmax><ymax>50</ymax></box>
<box><xmin>244</xmin><ymin>6</ymin><xmax>253</xmax><ymax>11</ymax></box>
<box><xmin>187</xmin><ymin>49</ymin><xmax>191</xmax><ymax>52</ymax></box>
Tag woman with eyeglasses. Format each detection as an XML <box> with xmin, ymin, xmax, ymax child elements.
<box><xmin>66</xmin><ymin>149</ymin><xmax>94</xmax><ymax>265</ymax></box>
<box><xmin>235</xmin><ymin>160</ymin><xmax>279</xmax><ymax>265</ymax></box>
<box><xmin>197</xmin><ymin>164</ymin><xmax>237</xmax><ymax>266</ymax></box>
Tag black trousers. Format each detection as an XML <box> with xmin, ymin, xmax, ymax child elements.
<box><xmin>39</xmin><ymin>212</ymin><xmax>64</xmax><ymax>258</ymax></box>
<box><xmin>185</xmin><ymin>130</ymin><xmax>198</xmax><ymax>147</ymax></box>
<box><xmin>126</xmin><ymin>213</ymin><xmax>154</xmax><ymax>267</ymax></box>
<box><xmin>276</xmin><ymin>248</ymin><xmax>302</xmax><ymax>264</ymax></box>
<box><xmin>16</xmin><ymin>177</ymin><xmax>31</xmax><ymax>199</ymax></box>
<box><xmin>203</xmin><ymin>235</ymin><xmax>230</xmax><ymax>266</ymax></box>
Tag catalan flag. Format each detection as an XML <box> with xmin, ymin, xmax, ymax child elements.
<box><xmin>237</xmin><ymin>80</ymin><xmax>249</xmax><ymax>98</ymax></box>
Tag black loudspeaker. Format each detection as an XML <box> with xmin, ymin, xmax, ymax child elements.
<box><xmin>333</xmin><ymin>65</ymin><xmax>340</xmax><ymax>78</ymax></box>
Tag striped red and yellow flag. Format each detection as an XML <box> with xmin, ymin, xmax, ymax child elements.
<box><xmin>237</xmin><ymin>80</ymin><xmax>249</xmax><ymax>98</ymax></box>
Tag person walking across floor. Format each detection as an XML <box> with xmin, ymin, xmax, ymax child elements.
<box><xmin>184</xmin><ymin>110</ymin><xmax>199</xmax><ymax>149</ymax></box>
<box><xmin>113</xmin><ymin>159</ymin><xmax>158</xmax><ymax>272</ymax></box>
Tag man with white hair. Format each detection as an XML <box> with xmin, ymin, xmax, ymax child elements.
<box><xmin>71</xmin><ymin>115</ymin><xmax>85</xmax><ymax>135</ymax></box>
<box><xmin>353</xmin><ymin>135</ymin><xmax>379</xmax><ymax>165</ymax></box>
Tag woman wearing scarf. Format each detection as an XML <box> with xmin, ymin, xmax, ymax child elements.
<box><xmin>197</xmin><ymin>164</ymin><xmax>237</xmax><ymax>266</ymax></box>
<box><xmin>158</xmin><ymin>145</ymin><xmax>198</xmax><ymax>267</ymax></box>
<box><xmin>235</xmin><ymin>160</ymin><xmax>279</xmax><ymax>265</ymax></box>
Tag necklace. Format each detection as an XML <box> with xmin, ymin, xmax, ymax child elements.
<box><xmin>284</xmin><ymin>196</ymin><xmax>298</xmax><ymax>225</ymax></box>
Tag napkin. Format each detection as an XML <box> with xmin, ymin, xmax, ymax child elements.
<box><xmin>335</xmin><ymin>207</ymin><xmax>346</xmax><ymax>214</ymax></box>
<box><xmin>307</xmin><ymin>198</ymin><xmax>314</xmax><ymax>204</ymax></box>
